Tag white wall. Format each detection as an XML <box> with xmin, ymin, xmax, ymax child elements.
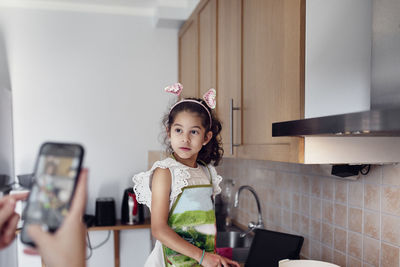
<box><xmin>0</xmin><ymin>6</ymin><xmax>178</xmax><ymax>267</ymax></box>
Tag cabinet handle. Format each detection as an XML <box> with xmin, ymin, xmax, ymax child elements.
<box><xmin>230</xmin><ymin>99</ymin><xmax>241</xmax><ymax>155</ymax></box>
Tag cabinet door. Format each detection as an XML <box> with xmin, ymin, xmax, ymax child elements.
<box><xmin>198</xmin><ymin>0</ymin><xmax>217</xmax><ymax>97</ymax></box>
<box><xmin>239</xmin><ymin>0</ymin><xmax>305</xmax><ymax>162</ymax></box>
<box><xmin>218</xmin><ymin>0</ymin><xmax>242</xmax><ymax>157</ymax></box>
<box><xmin>179</xmin><ymin>18</ymin><xmax>198</xmax><ymax>98</ymax></box>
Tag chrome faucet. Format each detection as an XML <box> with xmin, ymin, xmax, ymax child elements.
<box><xmin>234</xmin><ymin>185</ymin><xmax>264</xmax><ymax>237</ymax></box>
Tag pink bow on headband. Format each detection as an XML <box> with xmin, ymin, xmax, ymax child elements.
<box><xmin>164</xmin><ymin>83</ymin><xmax>217</xmax><ymax>109</ymax></box>
<box><xmin>203</xmin><ymin>88</ymin><xmax>216</xmax><ymax>109</ymax></box>
<box><xmin>164</xmin><ymin>83</ymin><xmax>183</xmax><ymax>96</ymax></box>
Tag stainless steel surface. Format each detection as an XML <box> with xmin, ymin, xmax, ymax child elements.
<box><xmin>216</xmin><ymin>231</ymin><xmax>253</xmax><ymax>248</ymax></box>
<box><xmin>216</xmin><ymin>231</ymin><xmax>253</xmax><ymax>263</ymax></box>
<box><xmin>230</xmin><ymin>99</ymin><xmax>240</xmax><ymax>154</ymax></box>
<box><xmin>272</xmin><ymin>107</ymin><xmax>400</xmax><ymax>136</ymax></box>
<box><xmin>128</xmin><ymin>196</ymin><xmax>134</xmax><ymax>225</ymax></box>
<box><xmin>371</xmin><ymin>0</ymin><xmax>400</xmax><ymax>109</ymax></box>
<box><xmin>273</xmin><ymin>0</ymin><xmax>400</xmax><ymax>137</ymax></box>
<box><xmin>234</xmin><ymin>185</ymin><xmax>264</xmax><ymax>236</ymax></box>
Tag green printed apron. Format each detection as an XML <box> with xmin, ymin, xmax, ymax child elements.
<box><xmin>163</xmin><ymin>167</ymin><xmax>216</xmax><ymax>267</ymax></box>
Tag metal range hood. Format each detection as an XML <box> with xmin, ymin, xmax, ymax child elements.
<box><xmin>273</xmin><ymin>107</ymin><xmax>400</xmax><ymax>137</ymax></box>
<box><xmin>273</xmin><ymin>0</ymin><xmax>400</xmax><ymax>139</ymax></box>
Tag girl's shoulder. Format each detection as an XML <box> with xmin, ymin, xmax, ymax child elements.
<box><xmin>150</xmin><ymin>157</ymin><xmax>180</xmax><ymax>171</ymax></box>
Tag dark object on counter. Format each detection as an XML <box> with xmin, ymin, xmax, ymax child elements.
<box><xmin>0</xmin><ymin>174</ymin><xmax>12</xmax><ymax>195</ymax></box>
<box><xmin>95</xmin><ymin>197</ymin><xmax>116</xmax><ymax>226</ymax></box>
<box><xmin>17</xmin><ymin>173</ymin><xmax>35</xmax><ymax>189</ymax></box>
<box><xmin>245</xmin><ymin>229</ymin><xmax>303</xmax><ymax>267</ymax></box>
<box><xmin>121</xmin><ymin>188</ymin><xmax>144</xmax><ymax>224</ymax></box>
<box><xmin>83</xmin><ymin>214</ymin><xmax>96</xmax><ymax>227</ymax></box>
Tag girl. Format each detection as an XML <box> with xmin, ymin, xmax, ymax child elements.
<box><xmin>133</xmin><ymin>83</ymin><xmax>239</xmax><ymax>267</ymax></box>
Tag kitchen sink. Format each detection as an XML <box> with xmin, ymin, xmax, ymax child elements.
<box><xmin>216</xmin><ymin>231</ymin><xmax>253</xmax><ymax>263</ymax></box>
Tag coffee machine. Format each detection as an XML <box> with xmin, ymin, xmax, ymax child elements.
<box><xmin>121</xmin><ymin>188</ymin><xmax>144</xmax><ymax>224</ymax></box>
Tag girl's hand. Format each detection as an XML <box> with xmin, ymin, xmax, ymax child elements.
<box><xmin>201</xmin><ymin>252</ymin><xmax>240</xmax><ymax>267</ymax></box>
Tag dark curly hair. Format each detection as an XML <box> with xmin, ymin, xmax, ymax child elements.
<box><xmin>162</xmin><ymin>98</ymin><xmax>224</xmax><ymax>166</ymax></box>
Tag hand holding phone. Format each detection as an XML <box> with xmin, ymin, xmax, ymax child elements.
<box><xmin>21</xmin><ymin>142</ymin><xmax>84</xmax><ymax>246</ymax></box>
<box><xmin>25</xmin><ymin>169</ymin><xmax>88</xmax><ymax>267</ymax></box>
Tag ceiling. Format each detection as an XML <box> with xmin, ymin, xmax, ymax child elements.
<box><xmin>0</xmin><ymin>0</ymin><xmax>200</xmax><ymax>25</ymax></box>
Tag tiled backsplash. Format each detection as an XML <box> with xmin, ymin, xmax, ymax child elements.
<box><xmin>217</xmin><ymin>158</ymin><xmax>400</xmax><ymax>267</ymax></box>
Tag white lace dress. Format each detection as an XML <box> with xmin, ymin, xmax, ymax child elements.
<box><xmin>132</xmin><ymin>157</ymin><xmax>222</xmax><ymax>267</ymax></box>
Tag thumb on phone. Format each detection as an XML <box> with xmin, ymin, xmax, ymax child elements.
<box><xmin>26</xmin><ymin>225</ymin><xmax>53</xmax><ymax>251</ymax></box>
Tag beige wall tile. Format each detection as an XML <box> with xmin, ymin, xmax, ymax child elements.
<box><xmin>334</xmin><ymin>227</ymin><xmax>347</xmax><ymax>253</ymax></box>
<box><xmin>348</xmin><ymin>207</ymin><xmax>363</xmax><ymax>233</ymax></box>
<box><xmin>292</xmin><ymin>193</ymin><xmax>300</xmax><ymax>213</ymax></box>
<box><xmin>349</xmin><ymin>182</ymin><xmax>363</xmax><ymax>207</ymax></box>
<box><xmin>282</xmin><ymin>191</ymin><xmax>291</xmax><ymax>210</ymax></box>
<box><xmin>282</xmin><ymin>208</ymin><xmax>290</xmax><ymax>226</ymax></box>
<box><xmin>381</xmin><ymin>242</ymin><xmax>399</xmax><ymax>267</ymax></box>
<box><xmin>382</xmin><ymin>186</ymin><xmax>400</xmax><ymax>216</ymax></box>
<box><xmin>292</xmin><ymin>212</ymin><xmax>300</xmax><ymax>233</ymax></box>
<box><xmin>335</xmin><ymin>179</ymin><xmax>348</xmax><ymax>203</ymax></box>
<box><xmin>362</xmin><ymin>165</ymin><xmax>382</xmax><ymax>184</ymax></box>
<box><xmin>321</xmin><ymin>245</ymin><xmax>333</xmax><ymax>263</ymax></box>
<box><xmin>348</xmin><ymin>256</ymin><xmax>362</xmax><ymax>267</ymax></box>
<box><xmin>335</xmin><ymin>203</ymin><xmax>348</xmax><ymax>228</ymax></box>
<box><xmin>311</xmin><ymin>197</ymin><xmax>322</xmax><ymax>220</ymax></box>
<box><xmin>322</xmin><ymin>223</ymin><xmax>333</xmax><ymax>247</ymax></box>
<box><xmin>381</xmin><ymin>214</ymin><xmax>400</xmax><ymax>246</ymax></box>
<box><xmin>310</xmin><ymin>219</ymin><xmax>321</xmax><ymax>242</ymax></box>
<box><xmin>382</xmin><ymin>164</ymin><xmax>400</xmax><ymax>186</ymax></box>
<box><xmin>311</xmin><ymin>176</ymin><xmax>322</xmax><ymax>197</ymax></box>
<box><xmin>322</xmin><ymin>178</ymin><xmax>334</xmax><ymax>200</ymax></box>
<box><xmin>301</xmin><ymin>237</ymin><xmax>309</xmax><ymax>259</ymax></box>
<box><xmin>348</xmin><ymin>232</ymin><xmax>362</xmax><ymax>259</ymax></box>
<box><xmin>310</xmin><ymin>240</ymin><xmax>321</xmax><ymax>260</ymax></box>
<box><xmin>300</xmin><ymin>176</ymin><xmax>310</xmax><ymax>194</ymax></box>
<box><xmin>300</xmin><ymin>215</ymin><xmax>309</xmax><ymax>236</ymax></box>
<box><xmin>333</xmin><ymin>250</ymin><xmax>347</xmax><ymax>267</ymax></box>
<box><xmin>364</xmin><ymin>184</ymin><xmax>380</xmax><ymax>211</ymax></box>
<box><xmin>323</xmin><ymin>200</ymin><xmax>334</xmax><ymax>223</ymax></box>
<box><xmin>301</xmin><ymin>195</ymin><xmax>310</xmax><ymax>215</ymax></box>
<box><xmin>363</xmin><ymin>236</ymin><xmax>380</xmax><ymax>267</ymax></box>
<box><xmin>364</xmin><ymin>210</ymin><xmax>380</xmax><ymax>239</ymax></box>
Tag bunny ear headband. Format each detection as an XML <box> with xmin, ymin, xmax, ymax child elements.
<box><xmin>164</xmin><ymin>83</ymin><xmax>216</xmax><ymax>127</ymax></box>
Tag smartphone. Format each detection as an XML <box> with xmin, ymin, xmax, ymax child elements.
<box><xmin>20</xmin><ymin>142</ymin><xmax>84</xmax><ymax>246</ymax></box>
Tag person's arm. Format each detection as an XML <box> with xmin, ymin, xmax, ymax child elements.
<box><xmin>0</xmin><ymin>192</ymin><xmax>29</xmax><ymax>249</ymax></box>
<box><xmin>151</xmin><ymin>168</ymin><xmax>239</xmax><ymax>267</ymax></box>
<box><xmin>26</xmin><ymin>169</ymin><xmax>88</xmax><ymax>267</ymax></box>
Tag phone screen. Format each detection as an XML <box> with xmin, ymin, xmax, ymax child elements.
<box><xmin>21</xmin><ymin>142</ymin><xmax>84</xmax><ymax>245</ymax></box>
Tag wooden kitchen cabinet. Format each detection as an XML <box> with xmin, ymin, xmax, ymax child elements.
<box><xmin>217</xmin><ymin>0</ymin><xmax>242</xmax><ymax>158</ymax></box>
<box><xmin>179</xmin><ymin>16</ymin><xmax>198</xmax><ymax>98</ymax></box>
<box><xmin>198</xmin><ymin>0</ymin><xmax>217</xmax><ymax>97</ymax></box>
<box><xmin>179</xmin><ymin>0</ymin><xmax>305</xmax><ymax>163</ymax></box>
<box><xmin>179</xmin><ymin>0</ymin><xmax>217</xmax><ymax>99</ymax></box>
<box><xmin>237</xmin><ymin>0</ymin><xmax>305</xmax><ymax>163</ymax></box>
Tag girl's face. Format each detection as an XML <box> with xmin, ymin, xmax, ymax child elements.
<box><xmin>168</xmin><ymin>111</ymin><xmax>212</xmax><ymax>166</ymax></box>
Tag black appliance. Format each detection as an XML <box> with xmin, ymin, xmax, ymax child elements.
<box><xmin>95</xmin><ymin>197</ymin><xmax>116</xmax><ymax>226</ymax></box>
<box><xmin>121</xmin><ymin>188</ymin><xmax>144</xmax><ymax>225</ymax></box>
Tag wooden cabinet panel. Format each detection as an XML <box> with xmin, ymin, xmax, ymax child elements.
<box><xmin>179</xmin><ymin>19</ymin><xmax>198</xmax><ymax>98</ymax></box>
<box><xmin>179</xmin><ymin>0</ymin><xmax>305</xmax><ymax>163</ymax></box>
<box><xmin>239</xmin><ymin>0</ymin><xmax>304</xmax><ymax>162</ymax></box>
<box><xmin>198</xmin><ymin>0</ymin><xmax>217</xmax><ymax>96</ymax></box>
<box><xmin>217</xmin><ymin>0</ymin><xmax>242</xmax><ymax>157</ymax></box>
